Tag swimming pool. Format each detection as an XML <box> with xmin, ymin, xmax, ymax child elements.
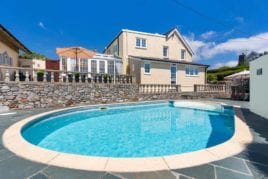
<box><xmin>22</xmin><ymin>101</ymin><xmax>235</xmax><ymax>158</ymax></box>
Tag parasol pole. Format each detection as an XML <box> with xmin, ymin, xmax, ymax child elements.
<box><xmin>75</xmin><ymin>48</ymin><xmax>78</xmax><ymax>72</ymax></box>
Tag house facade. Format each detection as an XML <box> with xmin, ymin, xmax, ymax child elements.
<box><xmin>19</xmin><ymin>58</ymin><xmax>46</xmax><ymax>70</ymax></box>
<box><xmin>0</xmin><ymin>24</ymin><xmax>31</xmax><ymax>80</ymax></box>
<box><xmin>250</xmin><ymin>54</ymin><xmax>268</xmax><ymax>119</ymax></box>
<box><xmin>104</xmin><ymin>28</ymin><xmax>208</xmax><ymax>91</ymax></box>
<box><xmin>58</xmin><ymin>49</ymin><xmax>122</xmax><ymax>76</ymax></box>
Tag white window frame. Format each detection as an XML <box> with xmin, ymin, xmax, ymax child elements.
<box><xmin>163</xmin><ymin>46</ymin><xmax>169</xmax><ymax>58</ymax></box>
<box><xmin>136</xmin><ymin>38</ymin><xmax>147</xmax><ymax>49</ymax></box>
<box><xmin>144</xmin><ymin>62</ymin><xmax>151</xmax><ymax>75</ymax></box>
<box><xmin>185</xmin><ymin>66</ymin><xmax>199</xmax><ymax>77</ymax></box>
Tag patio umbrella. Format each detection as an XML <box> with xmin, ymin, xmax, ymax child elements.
<box><xmin>56</xmin><ymin>47</ymin><xmax>96</xmax><ymax>72</ymax></box>
<box><xmin>224</xmin><ymin>70</ymin><xmax>250</xmax><ymax>80</ymax></box>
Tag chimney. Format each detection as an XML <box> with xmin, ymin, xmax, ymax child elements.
<box><xmin>238</xmin><ymin>53</ymin><xmax>246</xmax><ymax>66</ymax></box>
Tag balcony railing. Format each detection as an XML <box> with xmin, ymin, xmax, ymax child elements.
<box><xmin>139</xmin><ymin>84</ymin><xmax>181</xmax><ymax>94</ymax></box>
<box><xmin>194</xmin><ymin>84</ymin><xmax>227</xmax><ymax>93</ymax></box>
<box><xmin>0</xmin><ymin>66</ymin><xmax>135</xmax><ymax>84</ymax></box>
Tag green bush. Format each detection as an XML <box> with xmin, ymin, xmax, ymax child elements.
<box><xmin>207</xmin><ymin>64</ymin><xmax>249</xmax><ymax>82</ymax></box>
<box><xmin>36</xmin><ymin>70</ymin><xmax>44</xmax><ymax>77</ymax></box>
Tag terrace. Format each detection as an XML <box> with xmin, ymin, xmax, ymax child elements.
<box><xmin>0</xmin><ymin>100</ymin><xmax>267</xmax><ymax>178</ymax></box>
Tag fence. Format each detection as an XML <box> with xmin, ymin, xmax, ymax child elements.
<box><xmin>0</xmin><ymin>66</ymin><xmax>135</xmax><ymax>84</ymax></box>
<box><xmin>194</xmin><ymin>84</ymin><xmax>227</xmax><ymax>93</ymax></box>
<box><xmin>139</xmin><ymin>84</ymin><xmax>181</xmax><ymax>94</ymax></box>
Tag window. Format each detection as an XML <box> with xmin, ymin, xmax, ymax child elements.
<box><xmin>108</xmin><ymin>61</ymin><xmax>115</xmax><ymax>74</ymax></box>
<box><xmin>112</xmin><ymin>44</ymin><xmax>118</xmax><ymax>56</ymax></box>
<box><xmin>185</xmin><ymin>66</ymin><xmax>199</xmax><ymax>76</ymax></box>
<box><xmin>91</xmin><ymin>60</ymin><xmax>97</xmax><ymax>74</ymax></box>
<box><xmin>257</xmin><ymin>68</ymin><xmax>263</xmax><ymax>75</ymax></box>
<box><xmin>132</xmin><ymin>64</ymin><xmax>135</xmax><ymax>72</ymax></box>
<box><xmin>142</xmin><ymin>39</ymin><xmax>146</xmax><ymax>48</ymax></box>
<box><xmin>163</xmin><ymin>46</ymin><xmax>169</xmax><ymax>57</ymax></box>
<box><xmin>181</xmin><ymin>49</ymin><xmax>186</xmax><ymax>60</ymax></box>
<box><xmin>70</xmin><ymin>58</ymin><xmax>76</xmax><ymax>71</ymax></box>
<box><xmin>80</xmin><ymin>59</ymin><xmax>88</xmax><ymax>73</ymax></box>
<box><xmin>136</xmin><ymin>38</ymin><xmax>147</xmax><ymax>48</ymax></box>
<box><xmin>0</xmin><ymin>51</ymin><xmax>12</xmax><ymax>66</ymax></box>
<box><xmin>99</xmin><ymin>61</ymin><xmax>105</xmax><ymax>74</ymax></box>
<box><xmin>61</xmin><ymin>57</ymin><xmax>67</xmax><ymax>71</ymax></box>
<box><xmin>144</xmin><ymin>63</ymin><xmax>151</xmax><ymax>74</ymax></box>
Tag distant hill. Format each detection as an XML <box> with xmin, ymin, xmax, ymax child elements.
<box><xmin>207</xmin><ymin>65</ymin><xmax>249</xmax><ymax>83</ymax></box>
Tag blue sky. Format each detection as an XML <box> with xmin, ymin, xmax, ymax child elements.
<box><xmin>1</xmin><ymin>0</ymin><xmax>268</xmax><ymax>68</ymax></box>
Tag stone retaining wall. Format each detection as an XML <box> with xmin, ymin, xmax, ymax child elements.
<box><xmin>0</xmin><ymin>82</ymin><xmax>183</xmax><ymax>109</ymax></box>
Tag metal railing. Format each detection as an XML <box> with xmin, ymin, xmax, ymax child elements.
<box><xmin>0</xmin><ymin>66</ymin><xmax>136</xmax><ymax>84</ymax></box>
<box><xmin>139</xmin><ymin>84</ymin><xmax>181</xmax><ymax>94</ymax></box>
<box><xmin>194</xmin><ymin>84</ymin><xmax>227</xmax><ymax>93</ymax></box>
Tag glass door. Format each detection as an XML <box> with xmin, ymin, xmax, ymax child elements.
<box><xmin>170</xmin><ymin>64</ymin><xmax>177</xmax><ymax>84</ymax></box>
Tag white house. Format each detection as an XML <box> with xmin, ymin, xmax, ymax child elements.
<box><xmin>57</xmin><ymin>47</ymin><xmax>122</xmax><ymax>76</ymax></box>
<box><xmin>250</xmin><ymin>54</ymin><xmax>268</xmax><ymax>119</ymax></box>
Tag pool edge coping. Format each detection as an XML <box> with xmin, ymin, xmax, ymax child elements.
<box><xmin>2</xmin><ymin>100</ymin><xmax>253</xmax><ymax>172</ymax></box>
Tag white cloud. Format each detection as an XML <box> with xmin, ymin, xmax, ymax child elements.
<box><xmin>38</xmin><ymin>22</ymin><xmax>46</xmax><ymax>29</ymax></box>
<box><xmin>185</xmin><ymin>31</ymin><xmax>268</xmax><ymax>61</ymax></box>
<box><xmin>200</xmin><ymin>31</ymin><xmax>216</xmax><ymax>40</ymax></box>
<box><xmin>211</xmin><ymin>60</ymin><xmax>238</xmax><ymax>69</ymax></box>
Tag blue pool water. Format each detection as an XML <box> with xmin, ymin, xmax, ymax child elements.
<box><xmin>22</xmin><ymin>102</ymin><xmax>235</xmax><ymax>158</ymax></box>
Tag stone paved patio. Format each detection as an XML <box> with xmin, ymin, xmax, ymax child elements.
<box><xmin>0</xmin><ymin>100</ymin><xmax>267</xmax><ymax>179</ymax></box>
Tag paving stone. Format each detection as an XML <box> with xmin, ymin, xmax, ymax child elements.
<box><xmin>173</xmin><ymin>164</ymin><xmax>215</xmax><ymax>179</ymax></box>
<box><xmin>0</xmin><ymin>156</ymin><xmax>46</xmax><ymax>179</ymax></box>
<box><xmin>28</xmin><ymin>172</ymin><xmax>49</xmax><ymax>179</ymax></box>
<box><xmin>115</xmin><ymin>170</ymin><xmax>177</xmax><ymax>179</ymax></box>
<box><xmin>43</xmin><ymin>166</ymin><xmax>106</xmax><ymax>179</ymax></box>
<box><xmin>178</xmin><ymin>175</ymin><xmax>191</xmax><ymax>179</ymax></box>
<box><xmin>246</xmin><ymin>161</ymin><xmax>268</xmax><ymax>178</ymax></box>
<box><xmin>245</xmin><ymin>143</ymin><xmax>268</xmax><ymax>157</ymax></box>
<box><xmin>211</xmin><ymin>157</ymin><xmax>251</xmax><ymax>174</ymax></box>
<box><xmin>236</xmin><ymin>150</ymin><xmax>268</xmax><ymax>165</ymax></box>
<box><xmin>103</xmin><ymin>173</ymin><xmax>121</xmax><ymax>179</ymax></box>
<box><xmin>215</xmin><ymin>167</ymin><xmax>254</xmax><ymax>179</ymax></box>
<box><xmin>0</xmin><ymin>149</ymin><xmax>14</xmax><ymax>162</ymax></box>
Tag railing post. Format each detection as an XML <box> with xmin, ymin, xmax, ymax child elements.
<box><xmin>15</xmin><ymin>70</ymin><xmax>20</xmax><ymax>82</ymax></box>
<box><xmin>4</xmin><ymin>69</ymin><xmax>10</xmax><ymax>82</ymax></box>
<box><xmin>59</xmin><ymin>72</ymin><xmax>63</xmax><ymax>82</ymax></box>
<box><xmin>32</xmin><ymin>70</ymin><xmax>37</xmax><ymax>82</ymax></box>
<box><xmin>85</xmin><ymin>73</ymin><xmax>88</xmax><ymax>83</ymax></box>
<box><xmin>25</xmin><ymin>71</ymin><xmax>30</xmax><ymax>82</ymax></box>
<box><xmin>91</xmin><ymin>74</ymin><xmax>95</xmax><ymax>84</ymax></box>
<box><xmin>78</xmin><ymin>73</ymin><xmax>81</xmax><ymax>83</ymax></box>
<box><xmin>132</xmin><ymin>76</ymin><xmax>136</xmax><ymax>84</ymax></box>
<box><xmin>51</xmin><ymin>72</ymin><xmax>54</xmax><ymax>82</ymax></box>
<box><xmin>72</xmin><ymin>73</ymin><xmax>75</xmax><ymax>83</ymax></box>
<box><xmin>43</xmin><ymin>71</ymin><xmax>47</xmax><ymax>82</ymax></box>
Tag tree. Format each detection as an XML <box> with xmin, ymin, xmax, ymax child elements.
<box><xmin>20</xmin><ymin>52</ymin><xmax>47</xmax><ymax>60</ymax></box>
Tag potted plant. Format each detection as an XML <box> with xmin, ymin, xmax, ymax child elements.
<box><xmin>37</xmin><ymin>70</ymin><xmax>44</xmax><ymax>81</ymax></box>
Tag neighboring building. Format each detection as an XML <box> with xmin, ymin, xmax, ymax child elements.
<box><xmin>46</xmin><ymin>59</ymin><xmax>59</xmax><ymax>71</ymax></box>
<box><xmin>57</xmin><ymin>47</ymin><xmax>122</xmax><ymax>76</ymax></box>
<box><xmin>0</xmin><ymin>24</ymin><xmax>31</xmax><ymax>80</ymax></box>
<box><xmin>104</xmin><ymin>28</ymin><xmax>208</xmax><ymax>91</ymax></box>
<box><xmin>19</xmin><ymin>58</ymin><xmax>46</xmax><ymax>69</ymax></box>
<box><xmin>250</xmin><ymin>54</ymin><xmax>268</xmax><ymax>119</ymax></box>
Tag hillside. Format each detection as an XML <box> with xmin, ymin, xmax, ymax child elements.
<box><xmin>207</xmin><ymin>65</ymin><xmax>249</xmax><ymax>82</ymax></box>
